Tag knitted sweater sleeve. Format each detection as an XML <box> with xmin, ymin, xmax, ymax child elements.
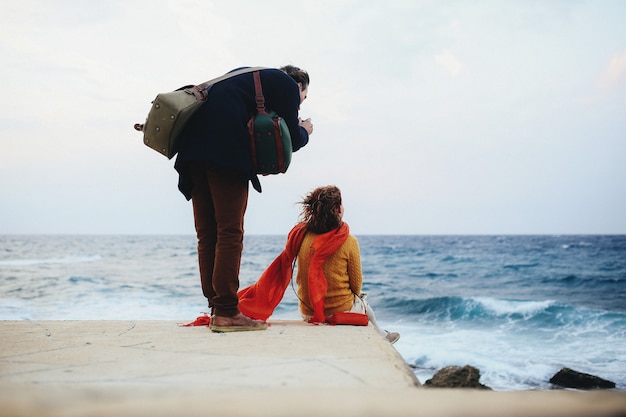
<box><xmin>347</xmin><ymin>236</ymin><xmax>363</xmax><ymax>296</ymax></box>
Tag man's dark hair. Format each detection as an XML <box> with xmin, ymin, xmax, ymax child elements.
<box><xmin>280</xmin><ymin>65</ymin><xmax>310</xmax><ymax>88</ymax></box>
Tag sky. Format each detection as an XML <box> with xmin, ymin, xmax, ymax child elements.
<box><xmin>1</xmin><ymin>0</ymin><xmax>625</xmax><ymax>235</ymax></box>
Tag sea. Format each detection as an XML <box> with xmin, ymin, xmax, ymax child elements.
<box><xmin>1</xmin><ymin>234</ymin><xmax>624</xmax><ymax>391</ymax></box>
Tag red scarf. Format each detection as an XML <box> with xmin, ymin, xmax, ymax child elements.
<box><xmin>238</xmin><ymin>223</ymin><xmax>349</xmax><ymax>322</ymax></box>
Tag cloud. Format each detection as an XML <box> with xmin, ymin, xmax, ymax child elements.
<box><xmin>597</xmin><ymin>50</ymin><xmax>626</xmax><ymax>91</ymax></box>
<box><xmin>435</xmin><ymin>49</ymin><xmax>463</xmax><ymax>77</ymax></box>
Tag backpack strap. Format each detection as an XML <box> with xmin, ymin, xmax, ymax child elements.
<box><xmin>186</xmin><ymin>66</ymin><xmax>267</xmax><ymax>100</ymax></box>
<box><xmin>249</xmin><ymin>71</ymin><xmax>286</xmax><ymax>173</ymax></box>
<box><xmin>252</xmin><ymin>71</ymin><xmax>267</xmax><ymax>113</ymax></box>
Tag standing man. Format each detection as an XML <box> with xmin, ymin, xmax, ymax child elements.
<box><xmin>175</xmin><ymin>66</ymin><xmax>313</xmax><ymax>332</ymax></box>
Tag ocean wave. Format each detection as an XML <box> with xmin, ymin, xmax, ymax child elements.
<box><xmin>439</xmin><ymin>255</ymin><xmax>474</xmax><ymax>264</ymax></box>
<box><xmin>472</xmin><ymin>297</ymin><xmax>554</xmax><ymax>317</ymax></box>
<box><xmin>0</xmin><ymin>255</ymin><xmax>102</xmax><ymax>266</ymax></box>
<box><xmin>502</xmin><ymin>262</ymin><xmax>539</xmax><ymax>270</ymax></box>
<box><xmin>67</xmin><ymin>276</ymin><xmax>107</xmax><ymax>285</ymax></box>
<box><xmin>386</xmin><ymin>296</ymin><xmax>553</xmax><ymax>318</ymax></box>
<box><xmin>382</xmin><ymin>295</ymin><xmax>626</xmax><ymax>331</ymax></box>
<box><xmin>391</xmin><ymin>298</ymin><xmax>626</xmax><ymax>390</ymax></box>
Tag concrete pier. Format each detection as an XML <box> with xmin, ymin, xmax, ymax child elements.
<box><xmin>1</xmin><ymin>320</ymin><xmax>624</xmax><ymax>417</ymax></box>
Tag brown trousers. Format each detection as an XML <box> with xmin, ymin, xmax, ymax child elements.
<box><xmin>189</xmin><ymin>163</ymin><xmax>249</xmax><ymax>317</ymax></box>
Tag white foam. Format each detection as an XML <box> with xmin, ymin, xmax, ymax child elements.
<box><xmin>0</xmin><ymin>255</ymin><xmax>102</xmax><ymax>266</ymax></box>
<box><xmin>473</xmin><ymin>297</ymin><xmax>554</xmax><ymax>317</ymax></box>
<box><xmin>390</xmin><ymin>319</ymin><xmax>626</xmax><ymax>390</ymax></box>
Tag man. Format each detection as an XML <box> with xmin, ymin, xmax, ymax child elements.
<box><xmin>174</xmin><ymin>66</ymin><xmax>313</xmax><ymax>332</ymax></box>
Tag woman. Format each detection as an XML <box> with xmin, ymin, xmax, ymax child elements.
<box><xmin>237</xmin><ymin>186</ymin><xmax>399</xmax><ymax>343</ymax></box>
<box><xmin>294</xmin><ymin>186</ymin><xmax>400</xmax><ymax>344</ymax></box>
<box><xmin>238</xmin><ymin>186</ymin><xmax>400</xmax><ymax>343</ymax></box>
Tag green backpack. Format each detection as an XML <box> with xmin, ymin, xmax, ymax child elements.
<box><xmin>247</xmin><ymin>71</ymin><xmax>292</xmax><ymax>175</ymax></box>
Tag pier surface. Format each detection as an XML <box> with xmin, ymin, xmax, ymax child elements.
<box><xmin>1</xmin><ymin>320</ymin><xmax>624</xmax><ymax>417</ymax></box>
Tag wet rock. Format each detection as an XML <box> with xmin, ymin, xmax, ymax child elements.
<box><xmin>549</xmin><ymin>367</ymin><xmax>616</xmax><ymax>390</ymax></box>
<box><xmin>424</xmin><ymin>365</ymin><xmax>492</xmax><ymax>390</ymax></box>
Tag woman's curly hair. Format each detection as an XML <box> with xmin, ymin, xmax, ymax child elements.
<box><xmin>299</xmin><ymin>185</ymin><xmax>343</xmax><ymax>234</ymax></box>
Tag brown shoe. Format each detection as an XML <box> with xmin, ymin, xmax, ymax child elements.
<box><xmin>210</xmin><ymin>313</ymin><xmax>268</xmax><ymax>333</ymax></box>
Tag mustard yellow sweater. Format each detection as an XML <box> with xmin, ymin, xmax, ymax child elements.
<box><xmin>296</xmin><ymin>232</ymin><xmax>362</xmax><ymax>316</ymax></box>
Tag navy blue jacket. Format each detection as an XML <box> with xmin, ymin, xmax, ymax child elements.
<box><xmin>174</xmin><ymin>68</ymin><xmax>309</xmax><ymax>199</ymax></box>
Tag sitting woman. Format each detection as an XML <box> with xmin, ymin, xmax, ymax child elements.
<box><xmin>294</xmin><ymin>185</ymin><xmax>399</xmax><ymax>344</ymax></box>
<box><xmin>237</xmin><ymin>185</ymin><xmax>399</xmax><ymax>343</ymax></box>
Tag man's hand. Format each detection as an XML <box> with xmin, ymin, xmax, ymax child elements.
<box><xmin>299</xmin><ymin>118</ymin><xmax>314</xmax><ymax>135</ymax></box>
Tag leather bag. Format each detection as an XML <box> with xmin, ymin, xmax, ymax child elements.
<box><xmin>134</xmin><ymin>67</ymin><xmax>265</xmax><ymax>159</ymax></box>
<box><xmin>247</xmin><ymin>71</ymin><xmax>292</xmax><ymax>175</ymax></box>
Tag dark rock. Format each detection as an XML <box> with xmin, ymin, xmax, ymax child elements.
<box><xmin>549</xmin><ymin>367</ymin><xmax>616</xmax><ymax>390</ymax></box>
<box><xmin>424</xmin><ymin>365</ymin><xmax>492</xmax><ymax>390</ymax></box>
